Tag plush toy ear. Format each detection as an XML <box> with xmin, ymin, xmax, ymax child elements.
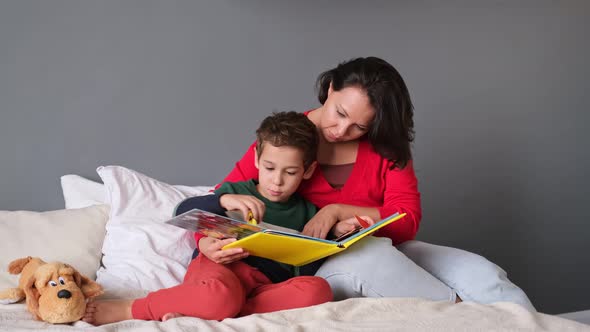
<box><xmin>7</xmin><ymin>256</ymin><xmax>32</xmax><ymax>274</ymax></box>
<box><xmin>74</xmin><ymin>271</ymin><xmax>103</xmax><ymax>299</ymax></box>
<box><xmin>22</xmin><ymin>273</ymin><xmax>41</xmax><ymax>320</ymax></box>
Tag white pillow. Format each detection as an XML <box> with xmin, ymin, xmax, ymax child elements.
<box><xmin>0</xmin><ymin>205</ymin><xmax>110</xmax><ymax>291</ymax></box>
<box><xmin>96</xmin><ymin>166</ymin><xmax>214</xmax><ymax>293</ymax></box>
<box><xmin>61</xmin><ymin>174</ymin><xmax>214</xmax><ymax>210</ymax></box>
<box><xmin>61</xmin><ymin>174</ymin><xmax>107</xmax><ymax>209</ymax></box>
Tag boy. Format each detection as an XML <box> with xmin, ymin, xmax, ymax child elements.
<box><xmin>83</xmin><ymin>112</ymin><xmax>332</xmax><ymax>325</ymax></box>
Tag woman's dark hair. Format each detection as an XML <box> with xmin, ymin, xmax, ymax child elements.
<box><xmin>316</xmin><ymin>57</ymin><xmax>415</xmax><ymax>169</ymax></box>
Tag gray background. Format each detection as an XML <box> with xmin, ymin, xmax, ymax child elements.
<box><xmin>0</xmin><ymin>0</ymin><xmax>588</xmax><ymax>314</ymax></box>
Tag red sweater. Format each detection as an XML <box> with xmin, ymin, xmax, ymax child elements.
<box><xmin>218</xmin><ymin>139</ymin><xmax>421</xmax><ymax>245</ymax></box>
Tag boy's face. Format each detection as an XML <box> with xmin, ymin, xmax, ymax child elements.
<box><xmin>254</xmin><ymin>143</ymin><xmax>316</xmax><ymax>203</ymax></box>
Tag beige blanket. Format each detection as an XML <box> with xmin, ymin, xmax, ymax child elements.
<box><xmin>0</xmin><ymin>298</ymin><xmax>588</xmax><ymax>332</ymax></box>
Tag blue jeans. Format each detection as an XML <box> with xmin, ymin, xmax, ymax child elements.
<box><xmin>315</xmin><ymin>237</ymin><xmax>536</xmax><ymax>311</ymax></box>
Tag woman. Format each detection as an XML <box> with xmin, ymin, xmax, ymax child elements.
<box><xmin>218</xmin><ymin>57</ymin><xmax>535</xmax><ymax>310</ymax></box>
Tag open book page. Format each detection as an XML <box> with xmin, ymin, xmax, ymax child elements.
<box><xmin>258</xmin><ymin>222</ymin><xmax>301</xmax><ymax>235</ymax></box>
<box><xmin>337</xmin><ymin>212</ymin><xmax>404</xmax><ymax>248</ymax></box>
<box><xmin>225</xmin><ymin>210</ymin><xmax>301</xmax><ymax>235</ymax></box>
<box><xmin>166</xmin><ymin>209</ymin><xmax>262</xmax><ymax>240</ymax></box>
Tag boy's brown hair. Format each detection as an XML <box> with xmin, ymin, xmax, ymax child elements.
<box><xmin>255</xmin><ymin>111</ymin><xmax>318</xmax><ymax>170</ymax></box>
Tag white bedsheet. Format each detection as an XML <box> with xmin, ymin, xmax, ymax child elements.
<box><xmin>1</xmin><ymin>298</ymin><xmax>588</xmax><ymax>332</ymax></box>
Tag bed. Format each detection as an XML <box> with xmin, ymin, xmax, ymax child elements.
<box><xmin>1</xmin><ymin>165</ymin><xmax>588</xmax><ymax>331</ymax></box>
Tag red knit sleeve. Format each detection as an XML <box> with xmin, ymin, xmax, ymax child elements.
<box><xmin>215</xmin><ymin>141</ymin><xmax>259</xmax><ymax>189</ymax></box>
<box><xmin>374</xmin><ymin>160</ymin><xmax>421</xmax><ymax>245</ymax></box>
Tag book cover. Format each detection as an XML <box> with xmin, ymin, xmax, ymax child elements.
<box><xmin>165</xmin><ymin>208</ymin><xmax>405</xmax><ymax>266</ymax></box>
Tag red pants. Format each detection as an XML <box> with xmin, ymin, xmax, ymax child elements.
<box><xmin>131</xmin><ymin>254</ymin><xmax>333</xmax><ymax>321</ymax></box>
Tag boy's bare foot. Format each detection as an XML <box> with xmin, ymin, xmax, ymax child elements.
<box><xmin>162</xmin><ymin>312</ymin><xmax>185</xmax><ymax>322</ymax></box>
<box><xmin>82</xmin><ymin>300</ymin><xmax>134</xmax><ymax>325</ymax></box>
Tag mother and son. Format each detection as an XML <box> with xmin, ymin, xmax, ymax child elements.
<box><xmin>83</xmin><ymin>57</ymin><xmax>535</xmax><ymax>325</ymax></box>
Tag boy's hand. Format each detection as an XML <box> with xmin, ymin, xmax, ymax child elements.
<box><xmin>219</xmin><ymin>194</ymin><xmax>265</xmax><ymax>222</ymax></box>
<box><xmin>198</xmin><ymin>237</ymin><xmax>249</xmax><ymax>264</ymax></box>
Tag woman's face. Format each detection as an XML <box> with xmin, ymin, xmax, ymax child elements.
<box><xmin>318</xmin><ymin>85</ymin><xmax>375</xmax><ymax>143</ymax></box>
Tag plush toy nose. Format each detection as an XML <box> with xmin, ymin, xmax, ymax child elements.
<box><xmin>57</xmin><ymin>289</ymin><xmax>72</xmax><ymax>299</ymax></box>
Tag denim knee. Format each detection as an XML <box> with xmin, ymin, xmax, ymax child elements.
<box><xmin>398</xmin><ymin>240</ymin><xmax>536</xmax><ymax>311</ymax></box>
<box><xmin>316</xmin><ymin>237</ymin><xmax>455</xmax><ymax>302</ymax></box>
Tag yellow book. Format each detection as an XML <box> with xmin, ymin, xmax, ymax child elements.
<box><xmin>165</xmin><ymin>208</ymin><xmax>405</xmax><ymax>266</ymax></box>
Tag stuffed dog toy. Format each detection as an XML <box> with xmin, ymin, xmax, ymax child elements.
<box><xmin>0</xmin><ymin>256</ymin><xmax>103</xmax><ymax>324</ymax></box>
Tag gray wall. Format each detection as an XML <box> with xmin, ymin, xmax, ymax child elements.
<box><xmin>1</xmin><ymin>0</ymin><xmax>588</xmax><ymax>314</ymax></box>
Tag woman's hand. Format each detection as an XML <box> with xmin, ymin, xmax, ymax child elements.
<box><xmin>219</xmin><ymin>194</ymin><xmax>265</xmax><ymax>222</ymax></box>
<box><xmin>302</xmin><ymin>204</ymin><xmax>341</xmax><ymax>239</ymax></box>
<box><xmin>332</xmin><ymin>215</ymin><xmax>375</xmax><ymax>237</ymax></box>
<box><xmin>198</xmin><ymin>237</ymin><xmax>249</xmax><ymax>264</ymax></box>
